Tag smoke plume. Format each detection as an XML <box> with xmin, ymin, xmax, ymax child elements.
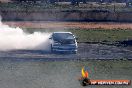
<box><xmin>0</xmin><ymin>17</ymin><xmax>51</xmax><ymax>51</ymax></box>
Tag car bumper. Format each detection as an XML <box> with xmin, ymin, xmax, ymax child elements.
<box><xmin>52</xmin><ymin>46</ymin><xmax>77</xmax><ymax>53</ymax></box>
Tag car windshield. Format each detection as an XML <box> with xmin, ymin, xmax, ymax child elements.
<box><xmin>52</xmin><ymin>33</ymin><xmax>75</xmax><ymax>44</ymax></box>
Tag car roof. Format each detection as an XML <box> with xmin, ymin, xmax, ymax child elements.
<box><xmin>53</xmin><ymin>32</ymin><xmax>72</xmax><ymax>34</ymax></box>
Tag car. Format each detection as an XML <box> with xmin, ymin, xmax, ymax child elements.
<box><xmin>49</xmin><ymin>32</ymin><xmax>78</xmax><ymax>54</ymax></box>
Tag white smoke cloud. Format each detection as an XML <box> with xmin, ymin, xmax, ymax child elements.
<box><xmin>0</xmin><ymin>17</ymin><xmax>51</xmax><ymax>51</ymax></box>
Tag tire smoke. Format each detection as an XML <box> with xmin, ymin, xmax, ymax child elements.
<box><xmin>0</xmin><ymin>18</ymin><xmax>51</xmax><ymax>51</ymax></box>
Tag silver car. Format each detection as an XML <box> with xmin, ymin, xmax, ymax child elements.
<box><xmin>49</xmin><ymin>32</ymin><xmax>78</xmax><ymax>53</ymax></box>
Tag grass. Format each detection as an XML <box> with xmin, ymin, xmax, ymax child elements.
<box><xmin>25</xmin><ymin>28</ymin><xmax>132</xmax><ymax>44</ymax></box>
<box><xmin>0</xmin><ymin>59</ymin><xmax>132</xmax><ymax>88</ymax></box>
<box><xmin>69</xmin><ymin>28</ymin><xmax>132</xmax><ymax>43</ymax></box>
<box><xmin>0</xmin><ymin>2</ymin><xmax>53</xmax><ymax>11</ymax></box>
<box><xmin>1</xmin><ymin>2</ymin><xmax>132</xmax><ymax>12</ymax></box>
<box><xmin>38</xmin><ymin>60</ymin><xmax>132</xmax><ymax>84</ymax></box>
<box><xmin>77</xmin><ymin>60</ymin><xmax>132</xmax><ymax>79</ymax></box>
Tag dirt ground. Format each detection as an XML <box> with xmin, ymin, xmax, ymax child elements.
<box><xmin>0</xmin><ymin>43</ymin><xmax>131</xmax><ymax>60</ymax></box>
<box><xmin>3</xmin><ymin>21</ymin><xmax>132</xmax><ymax>29</ymax></box>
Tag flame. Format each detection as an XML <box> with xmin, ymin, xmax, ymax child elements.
<box><xmin>81</xmin><ymin>67</ymin><xmax>89</xmax><ymax>78</ymax></box>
